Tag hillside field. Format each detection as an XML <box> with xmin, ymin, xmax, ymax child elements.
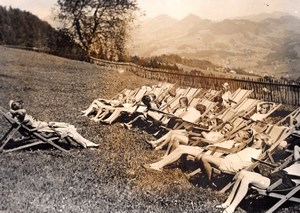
<box><xmin>0</xmin><ymin>46</ymin><xmax>299</xmax><ymax>213</ymax></box>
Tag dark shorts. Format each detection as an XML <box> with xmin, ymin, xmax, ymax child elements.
<box><xmin>268</xmin><ymin>171</ymin><xmax>296</xmax><ymax>190</ymax></box>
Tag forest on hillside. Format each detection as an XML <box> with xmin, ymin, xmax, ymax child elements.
<box><xmin>0</xmin><ymin>6</ymin><xmax>86</xmax><ymax>60</ymax></box>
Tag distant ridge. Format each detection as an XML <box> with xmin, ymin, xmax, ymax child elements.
<box><xmin>129</xmin><ymin>12</ymin><xmax>300</xmax><ymax>78</ymax></box>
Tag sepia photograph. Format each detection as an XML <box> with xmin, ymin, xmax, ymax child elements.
<box><xmin>0</xmin><ymin>0</ymin><xmax>300</xmax><ymax>212</ymax></box>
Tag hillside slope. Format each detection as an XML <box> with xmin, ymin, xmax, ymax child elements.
<box><xmin>0</xmin><ymin>47</ymin><xmax>298</xmax><ymax>213</ymax></box>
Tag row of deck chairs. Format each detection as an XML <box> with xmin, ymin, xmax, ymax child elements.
<box><xmin>1</xmin><ymin>82</ymin><xmax>300</xmax><ymax>212</ymax></box>
<box><xmin>79</xmin><ymin>82</ymin><xmax>300</xmax><ymax>212</ymax></box>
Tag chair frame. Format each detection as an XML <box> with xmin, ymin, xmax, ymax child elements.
<box><xmin>0</xmin><ymin>106</ymin><xmax>69</xmax><ymax>152</ymax></box>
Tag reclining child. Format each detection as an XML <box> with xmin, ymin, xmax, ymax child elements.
<box><xmin>143</xmin><ymin>128</ymin><xmax>257</xmax><ymax>172</ymax></box>
<box><xmin>216</xmin><ymin>145</ymin><xmax>300</xmax><ymax>213</ymax></box>
<box><xmin>9</xmin><ymin>100</ymin><xmax>99</xmax><ymax>148</ymax></box>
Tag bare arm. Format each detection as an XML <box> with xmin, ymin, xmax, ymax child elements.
<box><xmin>294</xmin><ymin>145</ymin><xmax>300</xmax><ymax>161</ymax></box>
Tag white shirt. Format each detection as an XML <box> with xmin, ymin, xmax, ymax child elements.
<box><xmin>283</xmin><ymin>162</ymin><xmax>300</xmax><ymax>185</ymax></box>
<box><xmin>181</xmin><ymin>106</ymin><xmax>201</xmax><ymax>123</ymax></box>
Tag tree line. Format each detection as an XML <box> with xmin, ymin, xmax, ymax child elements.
<box><xmin>0</xmin><ymin>6</ymin><xmax>87</xmax><ymax>60</ymax></box>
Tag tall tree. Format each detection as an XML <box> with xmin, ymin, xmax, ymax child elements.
<box><xmin>56</xmin><ymin>0</ymin><xmax>138</xmax><ymax>60</ymax></box>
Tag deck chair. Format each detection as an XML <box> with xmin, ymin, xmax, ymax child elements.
<box><xmin>250</xmin><ymin>151</ymin><xmax>300</xmax><ymax>213</ymax></box>
<box><xmin>0</xmin><ymin>107</ymin><xmax>68</xmax><ymax>152</ymax></box>
<box><xmin>184</xmin><ymin>88</ymin><xmax>202</xmax><ymax>99</ymax></box>
<box><xmin>229</xmin><ymin>88</ymin><xmax>253</xmax><ymax>107</ymax></box>
<box><xmin>219</xmin><ymin>124</ymin><xmax>293</xmax><ymax>193</ymax></box>
<box><xmin>276</xmin><ymin>107</ymin><xmax>300</xmax><ymax>128</ymax></box>
<box><xmin>249</xmin><ymin>101</ymin><xmax>282</xmax><ymax>122</ymax></box>
<box><xmin>185</xmin><ymin>126</ymin><xmax>256</xmax><ymax>178</ymax></box>
<box><xmin>199</xmin><ymin>89</ymin><xmax>221</xmax><ymax>100</ymax></box>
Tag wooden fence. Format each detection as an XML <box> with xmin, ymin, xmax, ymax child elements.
<box><xmin>91</xmin><ymin>57</ymin><xmax>300</xmax><ymax>106</ymax></box>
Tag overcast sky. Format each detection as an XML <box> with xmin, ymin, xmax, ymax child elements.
<box><xmin>1</xmin><ymin>0</ymin><xmax>300</xmax><ymax>21</ymax></box>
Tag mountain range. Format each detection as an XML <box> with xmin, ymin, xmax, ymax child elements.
<box><xmin>129</xmin><ymin>12</ymin><xmax>300</xmax><ymax>78</ymax></box>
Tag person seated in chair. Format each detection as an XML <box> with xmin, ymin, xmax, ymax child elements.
<box><xmin>144</xmin><ymin>128</ymin><xmax>255</xmax><ymax>172</ymax></box>
<box><xmin>146</xmin><ymin>104</ymin><xmax>209</xmax><ymax>149</ymax></box>
<box><xmin>197</xmin><ymin>131</ymin><xmax>271</xmax><ymax>182</ymax></box>
<box><xmin>221</xmin><ymin>83</ymin><xmax>232</xmax><ymax>108</ymax></box>
<box><xmin>217</xmin><ymin>145</ymin><xmax>300</xmax><ymax>213</ymax></box>
<box><xmin>81</xmin><ymin>92</ymin><xmax>126</xmax><ymax>116</ymax></box>
<box><xmin>121</xmin><ymin>93</ymin><xmax>160</xmax><ymax>129</ymax></box>
<box><xmin>9</xmin><ymin>100</ymin><xmax>99</xmax><ymax>148</ymax></box>
<box><xmin>250</xmin><ymin>102</ymin><xmax>273</xmax><ymax>121</ymax></box>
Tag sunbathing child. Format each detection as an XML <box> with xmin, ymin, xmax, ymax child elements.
<box><xmin>250</xmin><ymin>102</ymin><xmax>274</xmax><ymax>121</ymax></box>
<box><xmin>9</xmin><ymin>100</ymin><xmax>99</xmax><ymax>148</ymax></box>
<box><xmin>81</xmin><ymin>92</ymin><xmax>127</xmax><ymax>116</ymax></box>
<box><xmin>197</xmin><ymin>131</ymin><xmax>271</xmax><ymax>182</ymax></box>
<box><xmin>147</xmin><ymin>119</ymin><xmax>230</xmax><ymax>157</ymax></box>
<box><xmin>217</xmin><ymin>145</ymin><xmax>300</xmax><ymax>213</ymax></box>
<box><xmin>144</xmin><ymin>128</ymin><xmax>256</xmax><ymax>172</ymax></box>
<box><xmin>221</xmin><ymin>82</ymin><xmax>232</xmax><ymax>107</ymax></box>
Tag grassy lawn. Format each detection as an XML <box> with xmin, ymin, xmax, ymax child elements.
<box><xmin>0</xmin><ymin>46</ymin><xmax>299</xmax><ymax>212</ymax></box>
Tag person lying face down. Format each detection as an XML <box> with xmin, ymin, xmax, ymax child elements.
<box><xmin>9</xmin><ymin>100</ymin><xmax>99</xmax><ymax>148</ymax></box>
<box><xmin>143</xmin><ymin>128</ymin><xmax>256</xmax><ymax>172</ymax></box>
<box><xmin>217</xmin><ymin>145</ymin><xmax>300</xmax><ymax>213</ymax></box>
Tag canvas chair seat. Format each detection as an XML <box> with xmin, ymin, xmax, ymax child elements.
<box><xmin>249</xmin><ymin>150</ymin><xmax>300</xmax><ymax>213</ymax></box>
<box><xmin>0</xmin><ymin>106</ymin><xmax>69</xmax><ymax>152</ymax></box>
<box><xmin>217</xmin><ymin>124</ymin><xmax>293</xmax><ymax>193</ymax></box>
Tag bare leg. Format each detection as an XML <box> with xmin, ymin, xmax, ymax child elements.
<box><xmin>62</xmin><ymin>125</ymin><xmax>99</xmax><ymax>148</ymax></box>
<box><xmin>148</xmin><ymin>145</ymin><xmax>202</xmax><ymax>170</ymax></box>
<box><xmin>151</xmin><ymin>129</ymin><xmax>186</xmax><ymax>147</ymax></box>
<box><xmin>92</xmin><ymin>105</ymin><xmax>106</xmax><ymax>119</ymax></box>
<box><xmin>163</xmin><ymin>134</ymin><xmax>188</xmax><ymax>157</ymax></box>
<box><xmin>199</xmin><ymin>155</ymin><xmax>222</xmax><ymax>181</ymax></box>
<box><xmin>148</xmin><ymin>130</ymin><xmax>173</xmax><ymax>146</ymax></box>
<box><xmin>103</xmin><ymin>108</ymin><xmax>124</xmax><ymax>124</ymax></box>
<box><xmin>92</xmin><ymin>109</ymin><xmax>110</xmax><ymax>122</ymax></box>
<box><xmin>82</xmin><ymin>100</ymin><xmax>102</xmax><ymax>116</ymax></box>
<box><xmin>223</xmin><ymin>171</ymin><xmax>270</xmax><ymax>213</ymax></box>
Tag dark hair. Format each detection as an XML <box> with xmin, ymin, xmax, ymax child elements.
<box><xmin>244</xmin><ymin>129</ymin><xmax>254</xmax><ymax>139</ymax></box>
<box><xmin>196</xmin><ymin>104</ymin><xmax>206</xmax><ymax>114</ymax></box>
<box><xmin>179</xmin><ymin>97</ymin><xmax>189</xmax><ymax>106</ymax></box>
<box><xmin>11</xmin><ymin>100</ymin><xmax>24</xmax><ymax>110</ymax></box>
<box><xmin>213</xmin><ymin>96</ymin><xmax>223</xmax><ymax>104</ymax></box>
<box><xmin>142</xmin><ymin>95</ymin><xmax>152</xmax><ymax>109</ymax></box>
<box><xmin>215</xmin><ymin>118</ymin><xmax>224</xmax><ymax>126</ymax></box>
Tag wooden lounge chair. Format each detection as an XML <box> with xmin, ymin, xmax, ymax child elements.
<box><xmin>0</xmin><ymin>106</ymin><xmax>68</xmax><ymax>152</ymax></box>
<box><xmin>218</xmin><ymin>124</ymin><xmax>293</xmax><ymax>193</ymax></box>
<box><xmin>250</xmin><ymin>151</ymin><xmax>300</xmax><ymax>213</ymax></box>
<box><xmin>229</xmin><ymin>88</ymin><xmax>253</xmax><ymax>107</ymax></box>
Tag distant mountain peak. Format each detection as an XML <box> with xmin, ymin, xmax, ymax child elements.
<box><xmin>179</xmin><ymin>13</ymin><xmax>202</xmax><ymax>22</ymax></box>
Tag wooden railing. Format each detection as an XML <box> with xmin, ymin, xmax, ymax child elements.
<box><xmin>91</xmin><ymin>57</ymin><xmax>300</xmax><ymax>106</ymax></box>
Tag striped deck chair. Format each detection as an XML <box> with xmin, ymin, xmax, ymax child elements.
<box><xmin>185</xmin><ymin>88</ymin><xmax>202</xmax><ymax>99</ymax></box>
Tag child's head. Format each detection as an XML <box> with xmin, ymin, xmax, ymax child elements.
<box><xmin>253</xmin><ymin>132</ymin><xmax>272</xmax><ymax>149</ymax></box>
<box><xmin>196</xmin><ymin>104</ymin><xmax>206</xmax><ymax>114</ymax></box>
<box><xmin>179</xmin><ymin>97</ymin><xmax>189</xmax><ymax>108</ymax></box>
<box><xmin>9</xmin><ymin>100</ymin><xmax>24</xmax><ymax>110</ymax></box>
<box><xmin>258</xmin><ymin>103</ymin><xmax>271</xmax><ymax>114</ymax></box>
